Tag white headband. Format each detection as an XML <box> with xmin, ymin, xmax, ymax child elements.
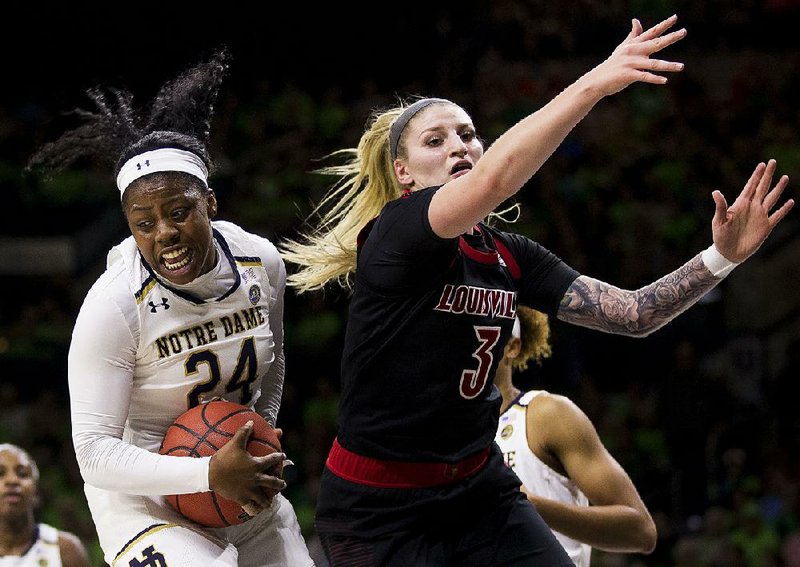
<box><xmin>116</xmin><ymin>148</ymin><xmax>209</xmax><ymax>196</ymax></box>
<box><xmin>512</xmin><ymin>316</ymin><xmax>521</xmax><ymax>339</ymax></box>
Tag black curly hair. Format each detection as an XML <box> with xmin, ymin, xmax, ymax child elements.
<box><xmin>28</xmin><ymin>47</ymin><xmax>231</xmax><ymax>184</ymax></box>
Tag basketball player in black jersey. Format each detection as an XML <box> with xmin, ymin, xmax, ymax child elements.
<box><xmin>281</xmin><ymin>15</ymin><xmax>792</xmax><ymax>566</ymax></box>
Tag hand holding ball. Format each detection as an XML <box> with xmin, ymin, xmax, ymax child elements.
<box><xmin>159</xmin><ymin>400</ymin><xmax>284</xmax><ymax>527</ymax></box>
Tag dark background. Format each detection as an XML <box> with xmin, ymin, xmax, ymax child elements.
<box><xmin>2</xmin><ymin>2</ymin><xmax>800</xmax><ymax>565</ymax></box>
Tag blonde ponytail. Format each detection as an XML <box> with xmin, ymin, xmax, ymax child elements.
<box><xmin>280</xmin><ymin>108</ymin><xmax>406</xmax><ymax>293</ymax></box>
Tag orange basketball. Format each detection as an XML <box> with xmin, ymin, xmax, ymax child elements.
<box><xmin>158</xmin><ymin>400</ymin><xmax>281</xmax><ymax>528</ymax></box>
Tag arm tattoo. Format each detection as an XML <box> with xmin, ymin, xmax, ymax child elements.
<box><xmin>557</xmin><ymin>253</ymin><xmax>721</xmax><ymax>337</ymax></box>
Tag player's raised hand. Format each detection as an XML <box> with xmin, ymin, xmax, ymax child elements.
<box><xmin>712</xmin><ymin>159</ymin><xmax>793</xmax><ymax>263</ymax></box>
<box><xmin>585</xmin><ymin>14</ymin><xmax>686</xmax><ymax>97</ymax></box>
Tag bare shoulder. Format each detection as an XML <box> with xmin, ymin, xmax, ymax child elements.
<box><xmin>58</xmin><ymin>531</ymin><xmax>91</xmax><ymax>567</ymax></box>
<box><xmin>528</xmin><ymin>391</ymin><xmax>585</xmax><ymax>425</ymax></box>
<box><xmin>527</xmin><ymin>391</ymin><xmax>597</xmax><ymax>449</ymax></box>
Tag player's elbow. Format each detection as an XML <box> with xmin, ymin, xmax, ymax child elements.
<box><xmin>72</xmin><ymin>431</ymin><xmax>120</xmax><ymax>489</ymax></box>
<box><xmin>72</xmin><ymin>438</ymin><xmax>101</xmax><ymax>487</ymax></box>
<box><xmin>626</xmin><ymin>322</ymin><xmax>666</xmax><ymax>339</ymax></box>
<box><xmin>470</xmin><ymin>154</ymin><xmax>521</xmax><ymax>203</ymax></box>
<box><xmin>633</xmin><ymin>515</ymin><xmax>658</xmax><ymax>554</ymax></box>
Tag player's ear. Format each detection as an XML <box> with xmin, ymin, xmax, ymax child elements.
<box><xmin>504</xmin><ymin>337</ymin><xmax>522</xmax><ymax>360</ymax></box>
<box><xmin>206</xmin><ymin>188</ymin><xmax>218</xmax><ymax>219</ymax></box>
<box><xmin>394</xmin><ymin>158</ymin><xmax>414</xmax><ymax>186</ymax></box>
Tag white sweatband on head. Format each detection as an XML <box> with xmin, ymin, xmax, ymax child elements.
<box><xmin>701</xmin><ymin>244</ymin><xmax>740</xmax><ymax>278</ymax></box>
<box><xmin>512</xmin><ymin>316</ymin><xmax>521</xmax><ymax>339</ymax></box>
<box><xmin>116</xmin><ymin>148</ymin><xmax>209</xmax><ymax>196</ymax></box>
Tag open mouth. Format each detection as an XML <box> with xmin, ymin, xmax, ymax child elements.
<box><xmin>161</xmin><ymin>246</ymin><xmax>193</xmax><ymax>272</ymax></box>
<box><xmin>450</xmin><ymin>161</ymin><xmax>473</xmax><ymax>176</ymax></box>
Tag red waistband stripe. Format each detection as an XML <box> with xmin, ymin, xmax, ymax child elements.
<box><xmin>326</xmin><ymin>438</ymin><xmax>490</xmax><ymax>488</ymax></box>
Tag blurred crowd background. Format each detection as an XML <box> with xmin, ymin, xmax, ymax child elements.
<box><xmin>2</xmin><ymin>2</ymin><xmax>800</xmax><ymax>565</ymax></box>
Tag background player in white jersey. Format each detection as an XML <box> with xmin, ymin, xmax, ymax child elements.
<box><xmin>27</xmin><ymin>49</ymin><xmax>314</xmax><ymax>566</ymax></box>
<box><xmin>494</xmin><ymin>307</ymin><xmax>656</xmax><ymax>566</ymax></box>
<box><xmin>0</xmin><ymin>444</ymin><xmax>90</xmax><ymax>567</ymax></box>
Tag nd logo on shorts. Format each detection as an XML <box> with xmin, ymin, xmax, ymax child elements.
<box><xmin>113</xmin><ymin>523</ymin><xmax>236</xmax><ymax>567</ymax></box>
<box><xmin>129</xmin><ymin>545</ymin><xmax>166</xmax><ymax>567</ymax></box>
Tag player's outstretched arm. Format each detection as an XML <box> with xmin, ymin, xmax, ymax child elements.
<box><xmin>523</xmin><ymin>393</ymin><xmax>657</xmax><ymax>553</ymax></box>
<box><xmin>429</xmin><ymin>15</ymin><xmax>686</xmax><ymax>239</ymax></box>
<box><xmin>557</xmin><ymin>160</ymin><xmax>792</xmax><ymax>337</ymax></box>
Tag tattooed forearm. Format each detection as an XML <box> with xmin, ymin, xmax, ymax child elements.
<box><xmin>557</xmin><ymin>253</ymin><xmax>721</xmax><ymax>337</ymax></box>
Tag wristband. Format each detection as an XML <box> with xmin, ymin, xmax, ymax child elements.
<box><xmin>701</xmin><ymin>244</ymin><xmax>739</xmax><ymax>278</ymax></box>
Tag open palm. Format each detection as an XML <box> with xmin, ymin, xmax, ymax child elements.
<box><xmin>712</xmin><ymin>160</ymin><xmax>793</xmax><ymax>263</ymax></box>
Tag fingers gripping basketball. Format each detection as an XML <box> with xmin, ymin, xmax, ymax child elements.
<box><xmin>159</xmin><ymin>400</ymin><xmax>282</xmax><ymax>527</ymax></box>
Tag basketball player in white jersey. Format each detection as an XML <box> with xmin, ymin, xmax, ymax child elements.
<box><xmin>27</xmin><ymin>49</ymin><xmax>314</xmax><ymax>566</ymax></box>
<box><xmin>0</xmin><ymin>444</ymin><xmax>90</xmax><ymax>567</ymax></box>
<box><xmin>494</xmin><ymin>307</ymin><xmax>657</xmax><ymax>566</ymax></box>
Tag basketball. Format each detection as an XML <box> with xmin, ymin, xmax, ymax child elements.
<box><xmin>158</xmin><ymin>399</ymin><xmax>282</xmax><ymax>528</ymax></box>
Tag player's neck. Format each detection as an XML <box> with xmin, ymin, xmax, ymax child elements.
<box><xmin>0</xmin><ymin>517</ymin><xmax>36</xmax><ymax>556</ymax></box>
<box><xmin>495</xmin><ymin>361</ymin><xmax>521</xmax><ymax>413</ymax></box>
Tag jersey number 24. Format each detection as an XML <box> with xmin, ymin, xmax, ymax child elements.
<box><xmin>184</xmin><ymin>336</ymin><xmax>259</xmax><ymax>408</ymax></box>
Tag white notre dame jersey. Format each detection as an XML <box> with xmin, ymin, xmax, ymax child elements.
<box><xmin>0</xmin><ymin>523</ymin><xmax>61</xmax><ymax>566</ymax></box>
<box><xmin>99</xmin><ymin>220</ymin><xmax>280</xmax><ymax>453</ymax></box>
<box><xmin>68</xmin><ymin>220</ymin><xmax>313</xmax><ymax>566</ymax></box>
<box><xmin>496</xmin><ymin>390</ymin><xmax>591</xmax><ymax>567</ymax></box>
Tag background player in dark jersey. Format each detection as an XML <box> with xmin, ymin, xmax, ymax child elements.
<box><xmin>280</xmin><ymin>14</ymin><xmax>792</xmax><ymax>567</ymax></box>
<box><xmin>494</xmin><ymin>306</ymin><xmax>656</xmax><ymax>566</ymax></box>
<box><xmin>0</xmin><ymin>444</ymin><xmax>90</xmax><ymax>566</ymax></box>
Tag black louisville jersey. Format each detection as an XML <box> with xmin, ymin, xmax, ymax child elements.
<box><xmin>338</xmin><ymin>187</ymin><xmax>579</xmax><ymax>462</ymax></box>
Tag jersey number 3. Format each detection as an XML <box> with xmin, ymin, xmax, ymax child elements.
<box><xmin>459</xmin><ymin>326</ymin><xmax>502</xmax><ymax>399</ymax></box>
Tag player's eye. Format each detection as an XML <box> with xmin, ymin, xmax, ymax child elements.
<box><xmin>426</xmin><ymin>136</ymin><xmax>443</xmax><ymax>147</ymax></box>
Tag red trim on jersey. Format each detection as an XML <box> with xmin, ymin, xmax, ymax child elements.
<box><xmin>493</xmin><ymin>236</ymin><xmax>521</xmax><ymax>280</ymax></box>
<box><xmin>325</xmin><ymin>438</ymin><xmax>490</xmax><ymax>488</ymax></box>
<box><xmin>458</xmin><ymin>227</ymin><xmax>500</xmax><ymax>265</ymax></box>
